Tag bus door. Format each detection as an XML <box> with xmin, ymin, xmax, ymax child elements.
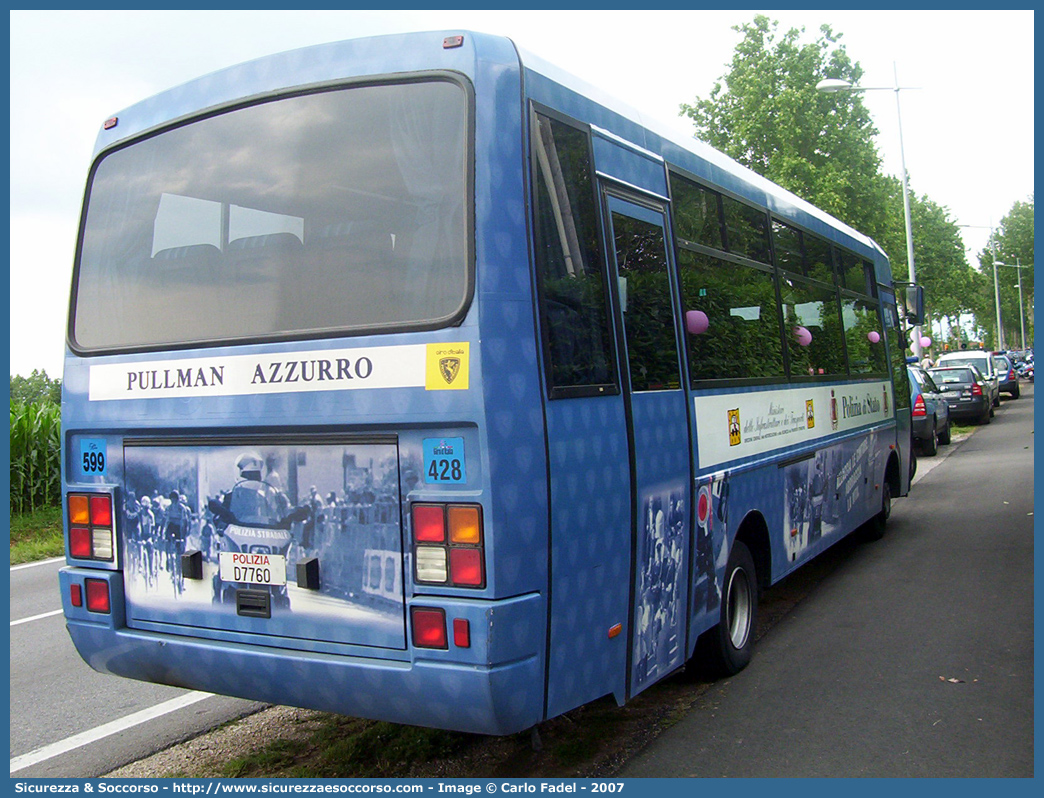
<box><xmin>602</xmin><ymin>192</ymin><xmax>693</xmax><ymax>697</ymax></box>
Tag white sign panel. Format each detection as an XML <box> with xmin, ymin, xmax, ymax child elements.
<box><xmin>695</xmin><ymin>381</ymin><xmax>894</xmax><ymax>469</ymax></box>
<box><xmin>88</xmin><ymin>342</ymin><xmax>472</xmax><ymax>401</ymax></box>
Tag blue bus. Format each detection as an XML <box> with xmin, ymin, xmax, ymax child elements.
<box><xmin>60</xmin><ymin>30</ymin><xmax>921</xmax><ymax>736</ymax></box>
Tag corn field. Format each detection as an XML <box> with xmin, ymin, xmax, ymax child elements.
<box><xmin>10</xmin><ymin>401</ymin><xmax>62</xmax><ymax>514</ymax></box>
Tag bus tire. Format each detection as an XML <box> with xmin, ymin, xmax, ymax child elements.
<box><xmin>862</xmin><ymin>481</ymin><xmax>891</xmax><ymax>542</ymax></box>
<box><xmin>697</xmin><ymin>540</ymin><xmax>757</xmax><ymax>677</ymax></box>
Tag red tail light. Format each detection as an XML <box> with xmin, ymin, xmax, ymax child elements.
<box><xmin>85</xmin><ymin>578</ymin><xmax>111</xmax><ymax>614</ymax></box>
<box><xmin>1009</xmin><ymin>369</ymin><xmax>1016</xmax><ymax>380</ymax></box>
<box><xmin>453</xmin><ymin>618</ymin><xmax>471</xmax><ymax>648</ymax></box>
<box><xmin>410</xmin><ymin>607</ymin><xmax>448</xmax><ymax>649</ymax></box>
<box><xmin>67</xmin><ymin>492</ymin><xmax>114</xmax><ymax>561</ymax></box>
<box><xmin>412</xmin><ymin>503</ymin><xmax>485</xmax><ymax>588</ymax></box>
<box><xmin>449</xmin><ymin>548</ymin><xmax>484</xmax><ymax>586</ymax></box>
<box><xmin>912</xmin><ymin>395</ymin><xmax>926</xmax><ymax>417</ymax></box>
<box><xmin>972</xmin><ymin>383</ymin><xmax>983</xmax><ymax>396</ymax></box>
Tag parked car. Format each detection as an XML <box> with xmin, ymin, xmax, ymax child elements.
<box><xmin>993</xmin><ymin>353</ymin><xmax>1021</xmax><ymax>399</ymax></box>
<box><xmin>928</xmin><ymin>364</ymin><xmax>993</xmax><ymax>425</ymax></box>
<box><xmin>908</xmin><ymin>366</ymin><xmax>951</xmax><ymax>455</ymax></box>
<box><xmin>934</xmin><ymin>349</ymin><xmax>1001</xmax><ymax>408</ymax></box>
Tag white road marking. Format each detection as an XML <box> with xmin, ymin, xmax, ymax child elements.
<box><xmin>10</xmin><ymin>556</ymin><xmax>65</xmax><ymax>571</ymax></box>
<box><xmin>10</xmin><ymin>691</ymin><xmax>214</xmax><ymax>773</ymax></box>
<box><xmin>10</xmin><ymin>609</ymin><xmax>63</xmax><ymax>627</ymax></box>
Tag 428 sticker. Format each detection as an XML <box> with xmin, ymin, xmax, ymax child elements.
<box><xmin>422</xmin><ymin>437</ymin><xmax>467</xmax><ymax>484</ymax></box>
<box><xmin>427</xmin><ymin>458</ymin><xmax>464</xmax><ymax>482</ymax></box>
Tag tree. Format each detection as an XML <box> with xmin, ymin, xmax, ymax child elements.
<box><xmin>680</xmin><ymin>15</ymin><xmax>986</xmax><ymax>354</ymax></box>
<box><xmin>979</xmin><ymin>197</ymin><xmax>1034</xmax><ymax>349</ymax></box>
<box><xmin>907</xmin><ymin>193</ymin><xmax>981</xmax><ymax>346</ymax></box>
<box><xmin>681</xmin><ymin>16</ymin><xmax>892</xmax><ymax>241</ymax></box>
<box><xmin>10</xmin><ymin>369</ymin><xmax>62</xmax><ymax>406</ymax></box>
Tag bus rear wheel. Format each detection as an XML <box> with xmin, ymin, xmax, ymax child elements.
<box><xmin>696</xmin><ymin>540</ymin><xmax>757</xmax><ymax>677</ymax></box>
<box><xmin>861</xmin><ymin>480</ymin><xmax>891</xmax><ymax>542</ymax></box>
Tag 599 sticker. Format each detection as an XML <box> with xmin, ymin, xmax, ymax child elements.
<box><xmin>422</xmin><ymin>437</ymin><xmax>467</xmax><ymax>484</ymax></box>
<box><xmin>80</xmin><ymin>439</ymin><xmax>107</xmax><ymax>475</ymax></box>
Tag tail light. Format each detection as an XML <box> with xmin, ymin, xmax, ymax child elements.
<box><xmin>410</xmin><ymin>606</ymin><xmax>448</xmax><ymax>649</ymax></box>
<box><xmin>972</xmin><ymin>383</ymin><xmax>983</xmax><ymax>396</ymax></box>
<box><xmin>912</xmin><ymin>395</ymin><xmax>926</xmax><ymax>417</ymax></box>
<box><xmin>411</xmin><ymin>503</ymin><xmax>485</xmax><ymax>588</ymax></box>
<box><xmin>84</xmin><ymin>578</ymin><xmax>111</xmax><ymax>613</ymax></box>
<box><xmin>67</xmin><ymin>492</ymin><xmax>114</xmax><ymax>561</ymax></box>
<box><xmin>1009</xmin><ymin>369</ymin><xmax>1016</xmax><ymax>380</ymax></box>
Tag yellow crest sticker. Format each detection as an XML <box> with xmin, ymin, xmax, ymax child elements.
<box><xmin>806</xmin><ymin>399</ymin><xmax>815</xmax><ymax>428</ymax></box>
<box><xmin>728</xmin><ymin>409</ymin><xmax>741</xmax><ymax>446</ymax></box>
<box><xmin>425</xmin><ymin>343</ymin><xmax>470</xmax><ymax>390</ymax></box>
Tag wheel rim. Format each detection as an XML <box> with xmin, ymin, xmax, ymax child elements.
<box><xmin>726</xmin><ymin>567</ymin><xmax>752</xmax><ymax>649</ymax></box>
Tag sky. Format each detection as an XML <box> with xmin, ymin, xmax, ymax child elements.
<box><xmin>8</xmin><ymin>9</ymin><xmax>1035</xmax><ymax>378</ymax></box>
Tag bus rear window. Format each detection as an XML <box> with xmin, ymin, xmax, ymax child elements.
<box><xmin>72</xmin><ymin>79</ymin><xmax>470</xmax><ymax>351</ymax></box>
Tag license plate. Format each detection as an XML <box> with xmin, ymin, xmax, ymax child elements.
<box><xmin>942</xmin><ymin>390</ymin><xmax>962</xmax><ymax>399</ymax></box>
<box><xmin>219</xmin><ymin>552</ymin><xmax>286</xmax><ymax>586</ymax></box>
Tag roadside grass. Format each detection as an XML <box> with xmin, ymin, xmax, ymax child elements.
<box><xmin>9</xmin><ymin>505</ymin><xmax>64</xmax><ymax>564</ymax></box>
<box><xmin>220</xmin><ymin>716</ymin><xmax>475</xmax><ymax>778</ymax></box>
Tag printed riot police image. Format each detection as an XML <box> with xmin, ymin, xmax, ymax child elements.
<box><xmin>122</xmin><ymin>442</ymin><xmax>405</xmax><ymax>646</ymax></box>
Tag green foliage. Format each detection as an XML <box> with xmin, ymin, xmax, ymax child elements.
<box><xmin>980</xmin><ymin>197</ymin><xmax>1034</xmax><ymax>349</ymax></box>
<box><xmin>9</xmin><ymin>506</ymin><xmax>65</xmax><ymax>564</ymax></box>
<box><xmin>680</xmin><ymin>15</ymin><xmax>1021</xmax><ymax>350</ymax></box>
<box><xmin>10</xmin><ymin>401</ymin><xmax>62</xmax><ymax>514</ymax></box>
<box><xmin>681</xmin><ymin>16</ymin><xmax>891</xmax><ymax>240</ymax></box>
<box><xmin>10</xmin><ymin>369</ymin><xmax>62</xmax><ymax>405</ymax></box>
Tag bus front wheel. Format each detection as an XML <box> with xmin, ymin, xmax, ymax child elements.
<box><xmin>697</xmin><ymin>540</ymin><xmax>758</xmax><ymax>677</ymax></box>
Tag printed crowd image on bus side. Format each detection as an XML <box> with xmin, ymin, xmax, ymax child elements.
<box><xmin>59</xmin><ymin>30</ymin><xmax>923</xmax><ymax>736</ymax></box>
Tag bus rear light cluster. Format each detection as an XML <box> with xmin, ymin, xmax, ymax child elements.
<box><xmin>68</xmin><ymin>493</ymin><xmax>114</xmax><ymax>561</ymax></box>
<box><xmin>411</xmin><ymin>503</ymin><xmax>485</xmax><ymax>588</ymax></box>
<box><xmin>409</xmin><ymin>607</ymin><xmax>471</xmax><ymax>650</ymax></box>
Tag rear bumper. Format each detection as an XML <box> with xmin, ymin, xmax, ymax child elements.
<box><xmin>61</xmin><ymin>567</ymin><xmax>546</xmax><ymax>735</ymax></box>
<box><xmin>944</xmin><ymin>398</ymin><xmax>990</xmax><ymax>420</ymax></box>
<box><xmin>911</xmin><ymin>415</ymin><xmax>933</xmax><ymax>441</ymax></box>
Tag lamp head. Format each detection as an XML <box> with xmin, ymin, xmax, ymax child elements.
<box><xmin>816</xmin><ymin>78</ymin><xmax>855</xmax><ymax>93</ymax></box>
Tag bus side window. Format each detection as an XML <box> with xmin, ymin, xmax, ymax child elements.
<box><xmin>531</xmin><ymin>112</ymin><xmax>616</xmax><ymax>396</ymax></box>
<box><xmin>676</xmin><ymin>248</ymin><xmax>785</xmax><ymax>382</ymax></box>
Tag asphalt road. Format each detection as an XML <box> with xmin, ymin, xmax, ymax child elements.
<box><xmin>622</xmin><ymin>384</ymin><xmax>1034</xmax><ymax>777</ymax></box>
<box><xmin>9</xmin><ymin>558</ymin><xmax>266</xmax><ymax>778</ymax></box>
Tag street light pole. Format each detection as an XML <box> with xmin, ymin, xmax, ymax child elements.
<box><xmin>1016</xmin><ymin>259</ymin><xmax>1026</xmax><ymax>351</ymax></box>
<box><xmin>993</xmin><ymin>243</ymin><xmax>1004</xmax><ymax>350</ymax></box>
<box><xmin>817</xmin><ymin>65</ymin><xmax>921</xmax><ymax>358</ymax></box>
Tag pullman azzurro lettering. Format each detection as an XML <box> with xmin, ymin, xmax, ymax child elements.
<box><xmin>127</xmin><ymin>366</ymin><xmax>224</xmax><ymax>392</ymax></box>
<box><xmin>251</xmin><ymin>357</ymin><xmax>372</xmax><ymax>385</ymax></box>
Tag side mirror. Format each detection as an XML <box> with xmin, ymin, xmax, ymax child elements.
<box><xmin>905</xmin><ymin>285</ymin><xmax>925</xmax><ymax>325</ymax></box>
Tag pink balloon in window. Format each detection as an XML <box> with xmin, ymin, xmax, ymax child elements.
<box><xmin>867</xmin><ymin>331</ymin><xmax>881</xmax><ymax>343</ymax></box>
<box><xmin>793</xmin><ymin>326</ymin><xmax>812</xmax><ymax>347</ymax></box>
<box><xmin>920</xmin><ymin>336</ymin><xmax>932</xmax><ymax>348</ymax></box>
<box><xmin>686</xmin><ymin>310</ymin><xmax>709</xmax><ymax>335</ymax></box>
